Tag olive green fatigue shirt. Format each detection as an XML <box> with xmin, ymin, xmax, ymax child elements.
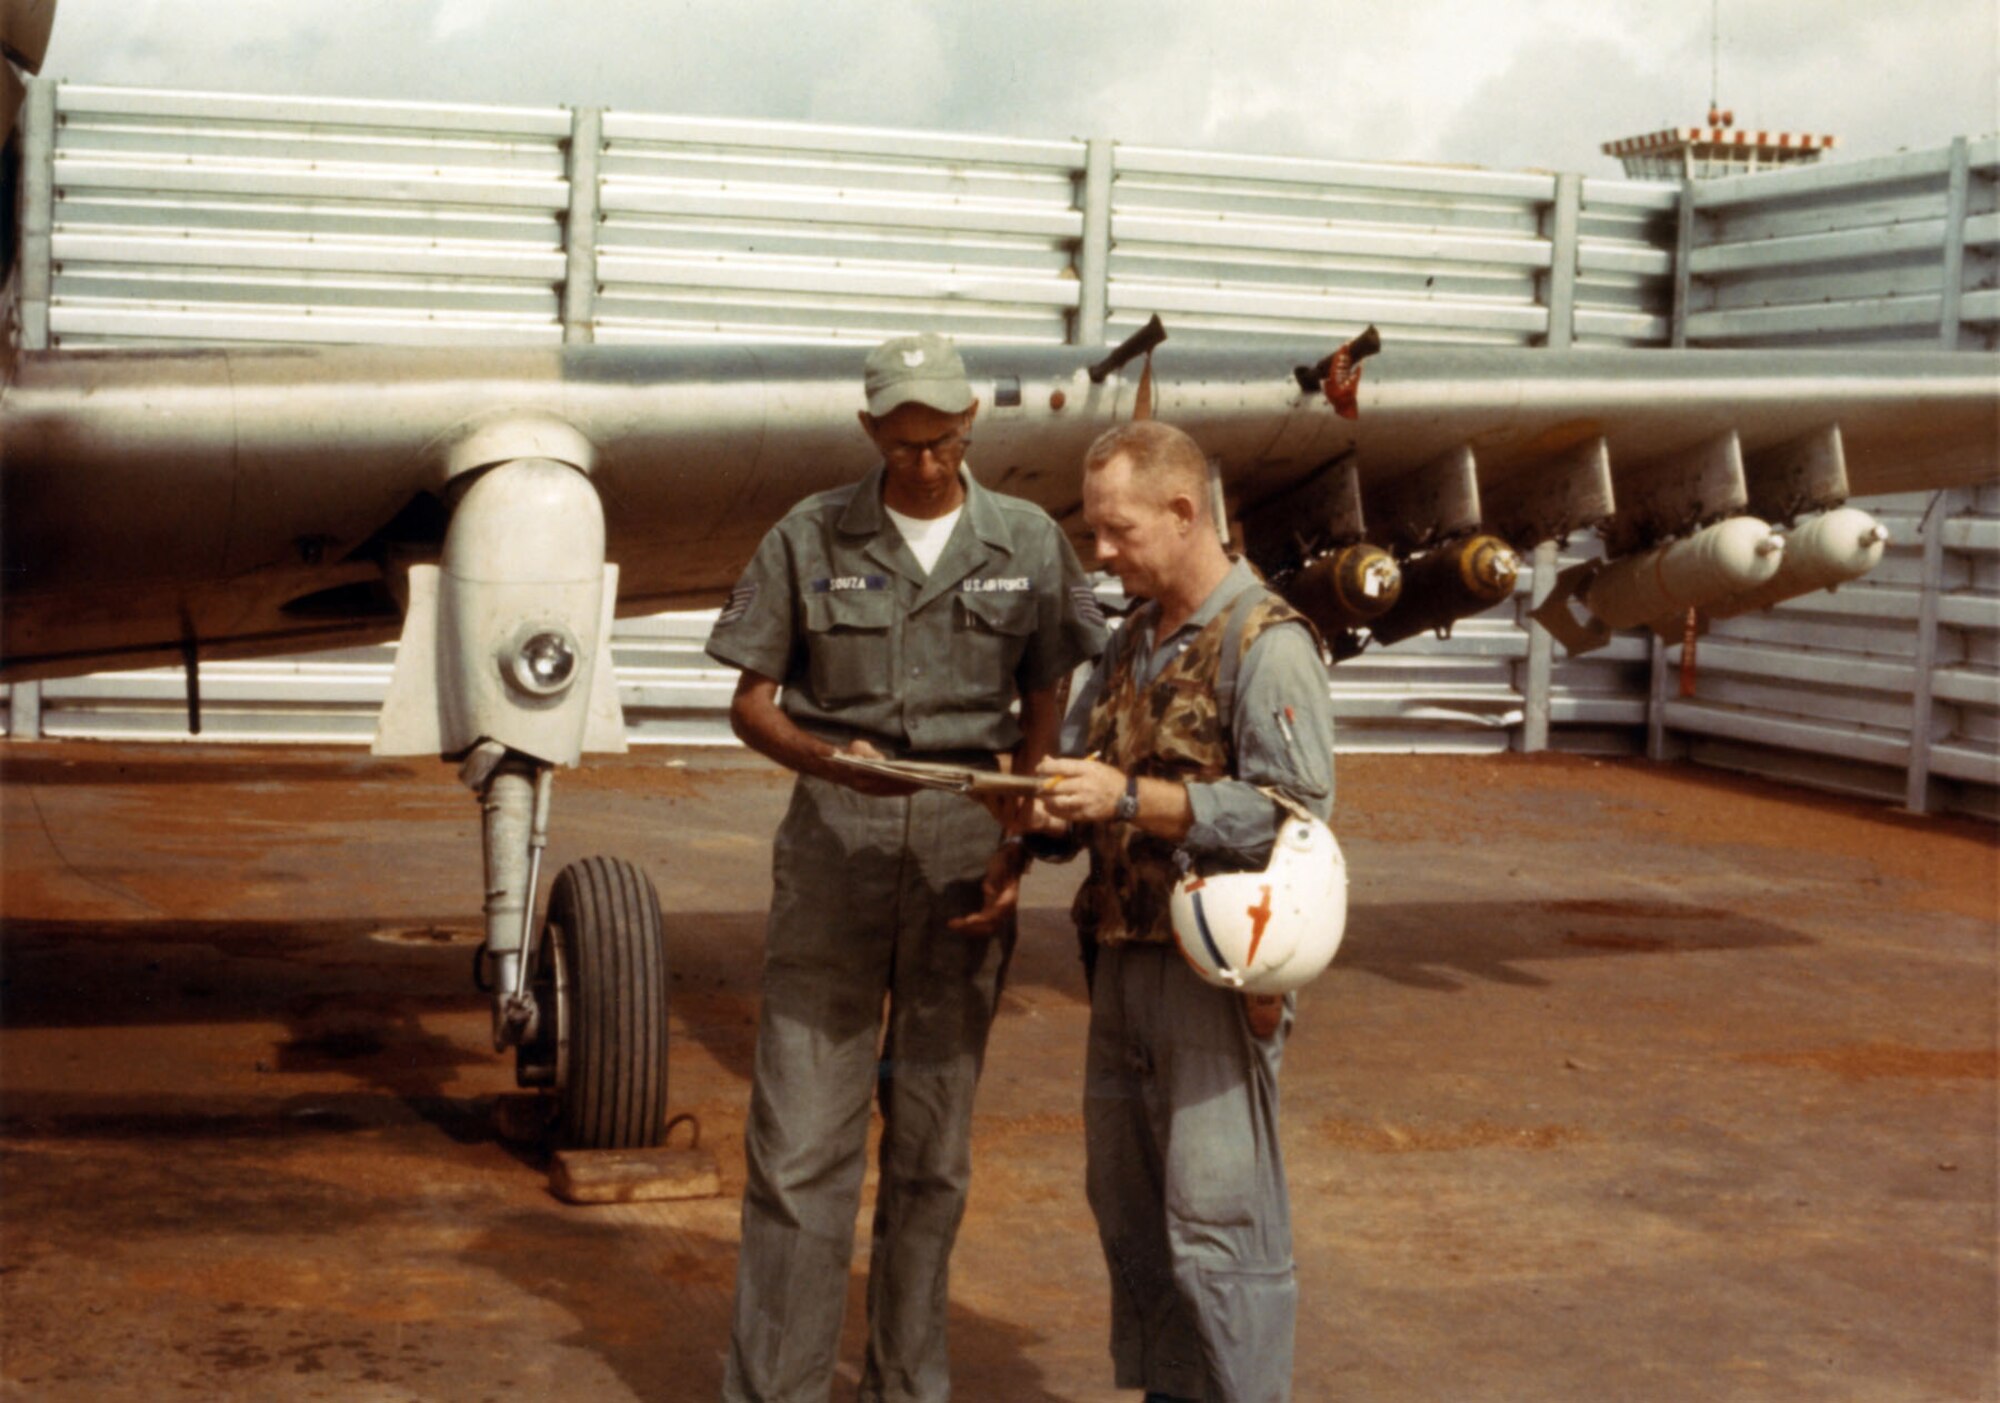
<box><xmin>706</xmin><ymin>464</ymin><xmax>1107</xmax><ymax>752</ymax></box>
<box><xmin>706</xmin><ymin>463</ymin><xmax>1106</xmax><ymax>1403</ymax></box>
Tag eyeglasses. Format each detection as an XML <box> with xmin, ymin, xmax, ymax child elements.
<box><xmin>880</xmin><ymin>430</ymin><xmax>971</xmax><ymax>467</ymax></box>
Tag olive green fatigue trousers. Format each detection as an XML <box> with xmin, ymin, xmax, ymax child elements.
<box><xmin>724</xmin><ymin>773</ymin><xmax>1013</xmax><ymax>1403</ymax></box>
<box><xmin>1085</xmin><ymin>943</ymin><xmax>1297</xmax><ymax>1403</ymax></box>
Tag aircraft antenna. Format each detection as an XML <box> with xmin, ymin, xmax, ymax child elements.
<box><xmin>1710</xmin><ymin>0</ymin><xmax>1720</xmax><ymax>118</ymax></box>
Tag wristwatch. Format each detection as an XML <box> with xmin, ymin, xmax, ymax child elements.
<box><xmin>1112</xmin><ymin>773</ymin><xmax>1140</xmax><ymax>823</ymax></box>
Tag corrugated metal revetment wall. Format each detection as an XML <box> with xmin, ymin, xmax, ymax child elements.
<box><xmin>1099</xmin><ymin>151</ymin><xmax>1675</xmax><ymax>351</ymax></box>
<box><xmin>1659</xmin><ymin>488</ymin><xmax>2000</xmax><ymax>819</ymax></box>
<box><xmin>1681</xmin><ymin>135</ymin><xmax>1999</xmax><ymax>351</ymax></box>
<box><xmin>590</xmin><ymin>114</ymin><xmax>1086</xmax><ymax>347</ymax></box>
<box><xmin>43</xmin><ymin>87</ymin><xmax>574</xmax><ymax>346</ymax></box>
<box><xmin>1656</xmin><ymin>135</ymin><xmax>2000</xmax><ymax>816</ymax></box>
<box><xmin>4</xmin><ymin>82</ymin><xmax>1991</xmax><ymax>816</ymax></box>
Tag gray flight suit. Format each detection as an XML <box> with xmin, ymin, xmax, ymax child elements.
<box><xmin>1060</xmin><ymin>560</ymin><xmax>1335</xmax><ymax>1403</ymax></box>
<box><xmin>1086</xmin><ymin>943</ymin><xmax>1297</xmax><ymax>1403</ymax></box>
<box><xmin>707</xmin><ymin>463</ymin><xmax>1105</xmax><ymax>1403</ymax></box>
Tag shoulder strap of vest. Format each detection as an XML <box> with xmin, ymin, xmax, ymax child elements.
<box><xmin>1214</xmin><ymin>584</ymin><xmax>1325</xmax><ymax>726</ymax></box>
<box><xmin>1213</xmin><ymin>585</ymin><xmax>1267</xmax><ymax>729</ymax></box>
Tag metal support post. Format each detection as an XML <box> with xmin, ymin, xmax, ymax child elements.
<box><xmin>560</xmin><ymin>107</ymin><xmax>604</xmax><ymax>345</ymax></box>
<box><xmin>1073</xmin><ymin>137</ymin><xmax>1113</xmax><ymax>347</ymax></box>
<box><xmin>1647</xmin><ymin>177</ymin><xmax>1697</xmax><ymax>761</ymax></box>
<box><xmin>1669</xmin><ymin>179</ymin><xmax>1696</xmax><ymax>350</ymax></box>
<box><xmin>1937</xmin><ymin>136</ymin><xmax>1970</xmax><ymax>350</ymax></box>
<box><xmin>16</xmin><ymin>79</ymin><xmax>54</xmax><ymax>354</ymax></box>
<box><xmin>7</xmin><ymin>81</ymin><xmax>56</xmax><ymax>740</ymax></box>
<box><xmin>1907</xmin><ymin>144</ymin><xmax>1972</xmax><ymax>805</ymax></box>
<box><xmin>4</xmin><ymin>667</ymin><xmax>45</xmax><ymax>749</ymax></box>
<box><xmin>1517</xmin><ymin>173</ymin><xmax>1579</xmax><ymax>752</ymax></box>
<box><xmin>9</xmin><ymin>680</ymin><xmax>43</xmax><ymax>739</ymax></box>
<box><xmin>1645</xmin><ymin>635</ymin><xmax>1672</xmax><ymax>762</ymax></box>
<box><xmin>1905</xmin><ymin>488</ymin><xmax>1958</xmax><ymax>813</ymax></box>
<box><xmin>1540</xmin><ymin>172</ymin><xmax>1581</xmax><ymax>350</ymax></box>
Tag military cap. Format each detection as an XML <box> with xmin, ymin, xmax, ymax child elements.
<box><xmin>863</xmin><ymin>332</ymin><xmax>975</xmax><ymax>417</ymax></box>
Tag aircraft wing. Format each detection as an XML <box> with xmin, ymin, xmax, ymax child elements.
<box><xmin>2</xmin><ymin>338</ymin><xmax>1995</xmax><ymax>682</ymax></box>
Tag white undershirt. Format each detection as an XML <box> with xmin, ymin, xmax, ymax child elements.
<box><xmin>884</xmin><ymin>504</ymin><xmax>962</xmax><ymax>576</ymax></box>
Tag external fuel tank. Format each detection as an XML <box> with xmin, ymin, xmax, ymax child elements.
<box><xmin>1585</xmin><ymin>517</ymin><xmax>1784</xmax><ymax>631</ymax></box>
<box><xmin>1704</xmin><ymin>507</ymin><xmax>1888</xmax><ymax>619</ymax></box>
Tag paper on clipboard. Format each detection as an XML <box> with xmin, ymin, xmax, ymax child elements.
<box><xmin>823</xmin><ymin>753</ymin><xmax>1050</xmax><ymax>795</ymax></box>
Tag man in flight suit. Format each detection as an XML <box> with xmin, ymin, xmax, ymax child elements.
<box><xmin>705</xmin><ymin>332</ymin><xmax>1106</xmax><ymax>1403</ymax></box>
<box><xmin>1025</xmin><ymin>420</ymin><xmax>1336</xmax><ymax>1403</ymax></box>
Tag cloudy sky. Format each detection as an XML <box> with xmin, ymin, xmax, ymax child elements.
<box><xmin>34</xmin><ymin>1</ymin><xmax>1999</xmax><ymax>175</ymax></box>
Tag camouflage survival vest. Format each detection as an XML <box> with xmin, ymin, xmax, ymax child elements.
<box><xmin>1072</xmin><ymin>583</ymin><xmax>1310</xmax><ymax>948</ymax></box>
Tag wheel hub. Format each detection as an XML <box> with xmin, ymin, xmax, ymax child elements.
<box><xmin>514</xmin><ymin>919</ymin><xmax>571</xmax><ymax>1092</ymax></box>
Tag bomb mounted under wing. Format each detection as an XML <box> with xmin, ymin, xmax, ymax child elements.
<box><xmin>3</xmin><ymin>330</ymin><xmax>1996</xmax><ymax>1146</ymax></box>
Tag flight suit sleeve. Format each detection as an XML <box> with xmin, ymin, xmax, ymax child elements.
<box><xmin>1059</xmin><ymin>647</ymin><xmax>1107</xmax><ymax>756</ymax></box>
<box><xmin>704</xmin><ymin>526</ymin><xmax>797</xmax><ymax>683</ymax></box>
<box><xmin>1017</xmin><ymin>528</ymin><xmax>1109</xmax><ymax>691</ymax></box>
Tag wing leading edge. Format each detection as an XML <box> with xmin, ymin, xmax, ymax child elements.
<box><xmin>1</xmin><ymin>338</ymin><xmax>1994</xmax><ymax>680</ymax></box>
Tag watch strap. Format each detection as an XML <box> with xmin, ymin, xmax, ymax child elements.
<box><xmin>1113</xmin><ymin>773</ymin><xmax>1140</xmax><ymax>822</ymax></box>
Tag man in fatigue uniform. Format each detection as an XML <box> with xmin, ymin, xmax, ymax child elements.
<box><xmin>1031</xmin><ymin>421</ymin><xmax>1335</xmax><ymax>1403</ymax></box>
<box><xmin>705</xmin><ymin>332</ymin><xmax>1106</xmax><ymax>1403</ymax></box>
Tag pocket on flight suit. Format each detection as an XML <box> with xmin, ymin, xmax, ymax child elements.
<box><xmin>952</xmin><ymin>590</ymin><xmax>1036</xmax><ymax>701</ymax></box>
<box><xmin>802</xmin><ymin>589</ymin><xmax>895</xmax><ymax>706</ymax></box>
<box><xmin>1189</xmin><ymin>1256</ymin><xmax>1295</xmax><ymax>1397</ymax></box>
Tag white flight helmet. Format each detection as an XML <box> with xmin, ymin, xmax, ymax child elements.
<box><xmin>1169</xmin><ymin>793</ymin><xmax>1347</xmax><ymax>995</ymax></box>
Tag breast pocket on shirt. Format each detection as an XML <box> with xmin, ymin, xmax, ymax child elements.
<box><xmin>953</xmin><ymin>590</ymin><xmax>1037</xmax><ymax>701</ymax></box>
<box><xmin>803</xmin><ymin>590</ymin><xmax>896</xmax><ymax>706</ymax></box>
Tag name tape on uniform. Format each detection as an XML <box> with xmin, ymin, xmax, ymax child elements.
<box><xmin>810</xmin><ymin>575</ymin><xmax>890</xmax><ymax>593</ymax></box>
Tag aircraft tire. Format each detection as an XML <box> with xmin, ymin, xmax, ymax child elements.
<box><xmin>546</xmin><ymin>856</ymin><xmax>669</xmax><ymax>1149</ymax></box>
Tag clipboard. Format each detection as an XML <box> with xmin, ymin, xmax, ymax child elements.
<box><xmin>824</xmin><ymin>753</ymin><xmax>1051</xmax><ymax>796</ymax></box>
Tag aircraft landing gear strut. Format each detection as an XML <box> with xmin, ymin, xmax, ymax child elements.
<box><xmin>373</xmin><ymin>426</ymin><xmax>667</xmax><ymax>1152</ymax></box>
<box><xmin>466</xmin><ymin>741</ymin><xmax>670</xmax><ymax>1151</ymax></box>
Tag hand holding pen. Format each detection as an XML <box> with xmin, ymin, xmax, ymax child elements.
<box><xmin>1035</xmin><ymin>750</ymin><xmax>1128</xmax><ymax>826</ymax></box>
